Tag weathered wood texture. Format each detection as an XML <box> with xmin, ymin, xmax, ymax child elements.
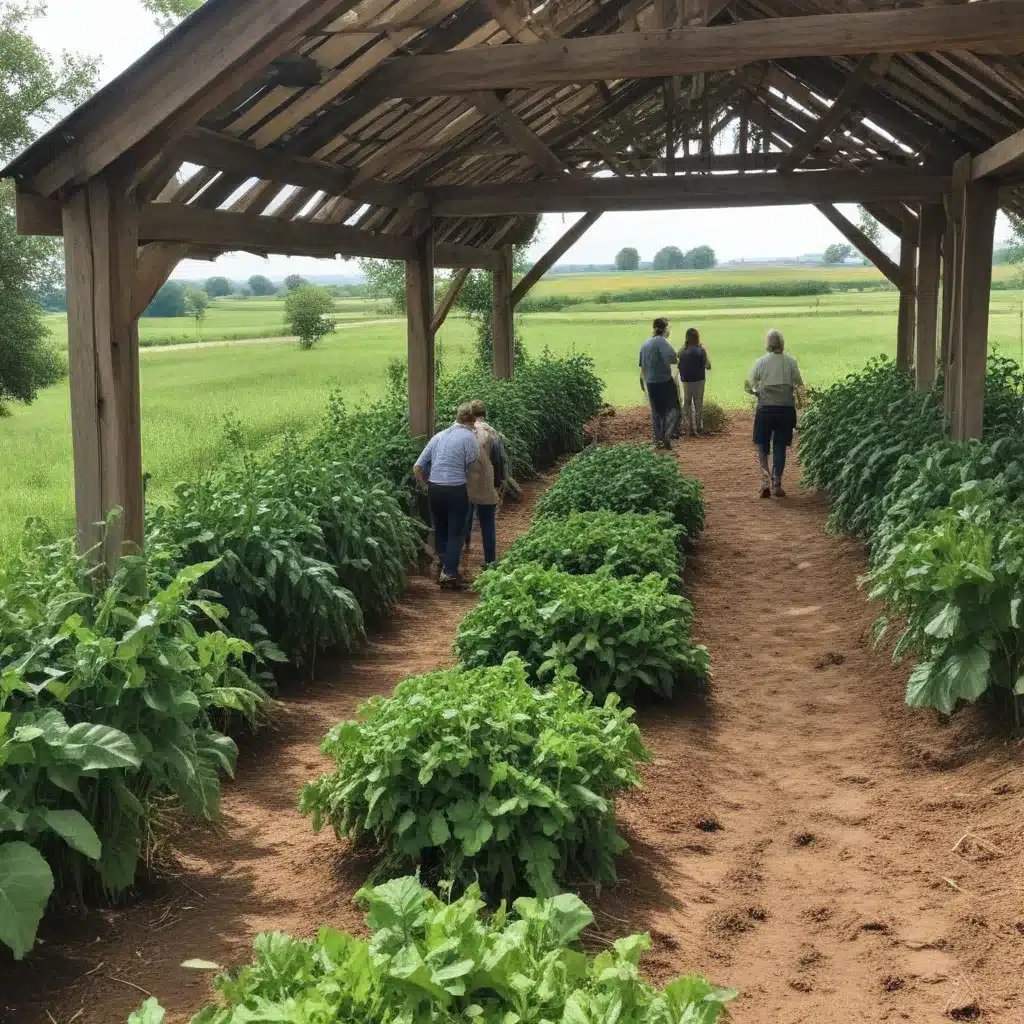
<box><xmin>406</xmin><ymin>224</ymin><xmax>435</xmax><ymax>439</ymax></box>
<box><xmin>915</xmin><ymin>204</ymin><xmax>944</xmax><ymax>392</ymax></box>
<box><xmin>511</xmin><ymin>212</ymin><xmax>602</xmax><ymax>306</ymax></box>
<box><xmin>62</xmin><ymin>178</ymin><xmax>143</xmax><ymax>562</ymax></box>
<box><xmin>814</xmin><ymin>203</ymin><xmax>902</xmax><ymax>289</ymax></box>
<box><xmin>896</xmin><ymin>210</ymin><xmax>918</xmax><ymax>371</ymax></box>
<box><xmin>492</xmin><ymin>245</ymin><xmax>514</xmax><ymax>379</ymax></box>
<box><xmin>432</xmin><ymin>267</ymin><xmax>470</xmax><ymax>334</ymax></box>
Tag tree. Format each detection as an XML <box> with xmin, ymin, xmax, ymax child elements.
<box><xmin>248</xmin><ymin>274</ymin><xmax>277</xmax><ymax>297</ymax></box>
<box><xmin>358</xmin><ymin>258</ymin><xmax>406</xmax><ymax>313</ymax></box>
<box><xmin>141</xmin><ymin>0</ymin><xmax>202</xmax><ymax>31</ymax></box>
<box><xmin>283</xmin><ymin>274</ymin><xmax>309</xmax><ymax>292</ymax></box>
<box><xmin>615</xmin><ymin>247</ymin><xmax>640</xmax><ymax>272</ymax></box>
<box><xmin>857</xmin><ymin>207</ymin><xmax>882</xmax><ymax>246</ymax></box>
<box><xmin>0</xmin><ymin>2</ymin><xmax>97</xmax><ymax>410</ymax></box>
<box><xmin>652</xmin><ymin>246</ymin><xmax>685</xmax><ymax>271</ymax></box>
<box><xmin>686</xmin><ymin>245</ymin><xmax>716</xmax><ymax>270</ymax></box>
<box><xmin>183</xmin><ymin>288</ymin><xmax>208</xmax><ymax>332</ymax></box>
<box><xmin>823</xmin><ymin>243</ymin><xmax>855</xmax><ymax>264</ymax></box>
<box><xmin>285</xmin><ymin>285</ymin><xmax>337</xmax><ymax>350</ymax></box>
<box><xmin>144</xmin><ymin>281</ymin><xmax>187</xmax><ymax>317</ymax></box>
<box><xmin>204</xmin><ymin>276</ymin><xmax>232</xmax><ymax>297</ymax></box>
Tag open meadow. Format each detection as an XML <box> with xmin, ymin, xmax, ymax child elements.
<box><xmin>3</xmin><ymin>269</ymin><xmax>1024</xmax><ymax>549</ymax></box>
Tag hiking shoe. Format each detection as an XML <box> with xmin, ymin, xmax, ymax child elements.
<box><xmin>759</xmin><ymin>487</ymin><xmax>772</xmax><ymax>499</ymax></box>
<box><xmin>439</xmin><ymin>573</ymin><xmax>460</xmax><ymax>590</ymax></box>
<box><xmin>773</xmin><ymin>485</ymin><xmax>787</xmax><ymax>498</ymax></box>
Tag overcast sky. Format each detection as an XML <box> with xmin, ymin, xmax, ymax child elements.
<box><xmin>30</xmin><ymin>0</ymin><xmax>1013</xmax><ymax>280</ymax></box>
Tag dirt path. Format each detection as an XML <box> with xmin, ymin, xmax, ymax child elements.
<box><xmin>140</xmin><ymin>318</ymin><xmax>402</xmax><ymax>354</ymax></box>
<box><xmin>2</xmin><ymin>412</ymin><xmax>1022</xmax><ymax>1024</ymax></box>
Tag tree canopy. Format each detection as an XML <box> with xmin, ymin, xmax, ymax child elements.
<box><xmin>285</xmin><ymin>285</ymin><xmax>337</xmax><ymax>350</ymax></box>
<box><xmin>652</xmin><ymin>246</ymin><xmax>685</xmax><ymax>271</ymax></box>
<box><xmin>823</xmin><ymin>242</ymin><xmax>855</xmax><ymax>264</ymax></box>
<box><xmin>248</xmin><ymin>274</ymin><xmax>277</xmax><ymax>297</ymax></box>
<box><xmin>144</xmin><ymin>280</ymin><xmax>187</xmax><ymax>317</ymax></box>
<box><xmin>284</xmin><ymin>274</ymin><xmax>310</xmax><ymax>292</ymax></box>
<box><xmin>615</xmin><ymin>247</ymin><xmax>640</xmax><ymax>272</ymax></box>
<box><xmin>204</xmin><ymin>276</ymin><xmax>232</xmax><ymax>297</ymax></box>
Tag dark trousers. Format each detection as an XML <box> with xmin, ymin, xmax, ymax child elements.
<box><xmin>428</xmin><ymin>483</ymin><xmax>470</xmax><ymax>578</ymax></box>
<box><xmin>465</xmin><ymin>503</ymin><xmax>498</xmax><ymax>565</ymax></box>
<box><xmin>753</xmin><ymin>405</ymin><xmax>797</xmax><ymax>484</ymax></box>
<box><xmin>646</xmin><ymin>379</ymin><xmax>680</xmax><ymax>443</ymax></box>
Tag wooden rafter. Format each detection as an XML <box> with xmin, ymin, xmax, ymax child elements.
<box><xmin>815</xmin><ymin>203</ymin><xmax>902</xmax><ymax>289</ymax></box>
<box><xmin>469</xmin><ymin>92</ymin><xmax>571</xmax><ymax>177</ymax></box>
<box><xmin>972</xmin><ymin>125</ymin><xmax>1024</xmax><ymax>182</ymax></box>
<box><xmin>511</xmin><ymin>211</ymin><xmax>602</xmax><ymax>306</ymax></box>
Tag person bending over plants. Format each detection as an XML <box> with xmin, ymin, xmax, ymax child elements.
<box><xmin>745</xmin><ymin>328</ymin><xmax>804</xmax><ymax>499</ymax></box>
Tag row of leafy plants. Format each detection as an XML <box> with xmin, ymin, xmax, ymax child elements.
<box><xmin>800</xmin><ymin>354</ymin><xmax>1024</xmax><ymax>721</ymax></box>
<box><xmin>1</xmin><ymin>351</ymin><xmax>604</xmax><ymax>962</ymax></box>
<box><xmin>131</xmin><ymin>441</ymin><xmax>731</xmax><ymax>1021</ymax></box>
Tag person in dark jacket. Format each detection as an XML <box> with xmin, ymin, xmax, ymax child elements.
<box><xmin>639</xmin><ymin>317</ymin><xmax>680</xmax><ymax>449</ymax></box>
<box><xmin>677</xmin><ymin>327</ymin><xmax>712</xmax><ymax>435</ymax></box>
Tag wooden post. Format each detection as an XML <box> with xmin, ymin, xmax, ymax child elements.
<box><xmin>940</xmin><ymin>202</ymin><xmax>955</xmax><ymax>370</ymax></box>
<box><xmin>896</xmin><ymin>208</ymin><xmax>917</xmax><ymax>370</ymax></box>
<box><xmin>62</xmin><ymin>176</ymin><xmax>143</xmax><ymax>563</ymax></box>
<box><xmin>915</xmin><ymin>203</ymin><xmax>943</xmax><ymax>392</ymax></box>
<box><xmin>406</xmin><ymin>221</ymin><xmax>435</xmax><ymax>439</ymax></box>
<box><xmin>492</xmin><ymin>244</ymin><xmax>514</xmax><ymax>379</ymax></box>
<box><xmin>956</xmin><ymin>177</ymin><xmax>999</xmax><ymax>440</ymax></box>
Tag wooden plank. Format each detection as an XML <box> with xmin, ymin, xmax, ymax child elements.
<box><xmin>22</xmin><ymin>0</ymin><xmax>361</xmax><ymax>196</ymax></box>
<box><xmin>406</xmin><ymin>223</ymin><xmax>435</xmax><ymax>439</ymax></box>
<box><xmin>132</xmin><ymin>242</ymin><xmax>189</xmax><ymax>319</ymax></box>
<box><xmin>971</xmin><ymin>125</ymin><xmax>1024</xmax><ymax>181</ymax></box>
<box><xmin>432</xmin><ymin>267</ymin><xmax>471</xmax><ymax>334</ymax></box>
<box><xmin>469</xmin><ymin>91</ymin><xmax>571</xmax><ymax>177</ymax></box>
<box><xmin>776</xmin><ymin>55</ymin><xmax>888</xmax><ymax>173</ymax></box>
<box><xmin>915</xmin><ymin>203</ymin><xmax>943</xmax><ymax>392</ymax></box>
<box><xmin>435</xmin><ymin>242</ymin><xmax>502</xmax><ymax>269</ymax></box>
<box><xmin>371</xmin><ymin>2</ymin><xmax>1024</xmax><ymax>96</ymax></box>
<box><xmin>492</xmin><ymin>245</ymin><xmax>514</xmax><ymax>379</ymax></box>
<box><xmin>61</xmin><ymin>177</ymin><xmax>142</xmax><ymax>562</ymax></box>
<box><xmin>940</xmin><ymin>204</ymin><xmax>955</xmax><ymax>368</ymax></box>
<box><xmin>511</xmin><ymin>211</ymin><xmax>602</xmax><ymax>306</ymax></box>
<box><xmin>945</xmin><ymin>156</ymin><xmax>972</xmax><ymax>430</ymax></box>
<box><xmin>957</xmin><ymin>178</ymin><xmax>1000</xmax><ymax>440</ymax></box>
<box><xmin>896</xmin><ymin>208</ymin><xmax>918</xmax><ymax>371</ymax></box>
<box><xmin>814</xmin><ymin>203</ymin><xmax>902</xmax><ymax>289</ymax></box>
<box><xmin>429</xmin><ymin>168</ymin><xmax>950</xmax><ymax>215</ymax></box>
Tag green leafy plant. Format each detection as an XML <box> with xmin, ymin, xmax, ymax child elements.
<box><xmin>535</xmin><ymin>444</ymin><xmax>705</xmax><ymax>541</ymax></box>
<box><xmin>301</xmin><ymin>656</ymin><xmax>648</xmax><ymax>898</ymax></box>
<box><xmin>499</xmin><ymin>510</ymin><xmax>685</xmax><ymax>588</ymax></box>
<box><xmin>0</xmin><ymin>532</ymin><xmax>263</xmax><ymax>958</ymax></box>
<box><xmin>700</xmin><ymin>399</ymin><xmax>729</xmax><ymax>435</ymax></box>
<box><xmin>128</xmin><ymin>876</ymin><xmax>736</xmax><ymax>1023</ymax></box>
<box><xmin>284</xmin><ymin>284</ymin><xmax>337</xmax><ymax>349</ymax></box>
<box><xmin>455</xmin><ymin>565</ymin><xmax>709</xmax><ymax>702</ymax></box>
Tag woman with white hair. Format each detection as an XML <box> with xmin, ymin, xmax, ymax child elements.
<box><xmin>746</xmin><ymin>328</ymin><xmax>804</xmax><ymax>499</ymax></box>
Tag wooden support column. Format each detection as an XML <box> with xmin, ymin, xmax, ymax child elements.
<box><xmin>940</xmin><ymin>204</ymin><xmax>955</xmax><ymax>369</ymax></box>
<box><xmin>896</xmin><ymin>209</ymin><xmax>918</xmax><ymax>370</ymax></box>
<box><xmin>956</xmin><ymin>178</ymin><xmax>999</xmax><ymax>440</ymax></box>
<box><xmin>915</xmin><ymin>203</ymin><xmax>943</xmax><ymax>392</ymax></box>
<box><xmin>62</xmin><ymin>176</ymin><xmax>143</xmax><ymax>563</ymax></box>
<box><xmin>406</xmin><ymin>221</ymin><xmax>435</xmax><ymax>439</ymax></box>
<box><xmin>492</xmin><ymin>244</ymin><xmax>514</xmax><ymax>379</ymax></box>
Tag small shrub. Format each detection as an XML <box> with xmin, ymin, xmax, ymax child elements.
<box><xmin>700</xmin><ymin>399</ymin><xmax>728</xmax><ymax>434</ymax></box>
<box><xmin>499</xmin><ymin>510</ymin><xmax>684</xmax><ymax>587</ymax></box>
<box><xmin>285</xmin><ymin>285</ymin><xmax>337</xmax><ymax>349</ymax></box>
<box><xmin>128</xmin><ymin>877</ymin><xmax>736</xmax><ymax>1023</ymax></box>
<box><xmin>455</xmin><ymin>565</ymin><xmax>709</xmax><ymax>702</ymax></box>
<box><xmin>536</xmin><ymin>444</ymin><xmax>705</xmax><ymax>540</ymax></box>
<box><xmin>300</xmin><ymin>656</ymin><xmax>648</xmax><ymax>898</ymax></box>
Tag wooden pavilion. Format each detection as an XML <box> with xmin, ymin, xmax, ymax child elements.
<box><xmin>3</xmin><ymin>0</ymin><xmax>1024</xmax><ymax>561</ymax></box>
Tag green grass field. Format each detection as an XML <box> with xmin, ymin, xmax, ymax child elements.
<box><xmin>3</xmin><ymin>275</ymin><xmax>1024</xmax><ymax>550</ymax></box>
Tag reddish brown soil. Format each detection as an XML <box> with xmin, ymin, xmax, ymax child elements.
<box><xmin>3</xmin><ymin>410</ymin><xmax>1023</xmax><ymax>1024</ymax></box>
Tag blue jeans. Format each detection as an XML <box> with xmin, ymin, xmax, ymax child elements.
<box><xmin>759</xmin><ymin>438</ymin><xmax>787</xmax><ymax>483</ymax></box>
<box><xmin>465</xmin><ymin>503</ymin><xmax>498</xmax><ymax>565</ymax></box>
<box><xmin>428</xmin><ymin>483</ymin><xmax>469</xmax><ymax>578</ymax></box>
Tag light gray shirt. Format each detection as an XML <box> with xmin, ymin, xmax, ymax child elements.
<box><xmin>639</xmin><ymin>335</ymin><xmax>678</xmax><ymax>385</ymax></box>
<box><xmin>748</xmin><ymin>352</ymin><xmax>804</xmax><ymax>407</ymax></box>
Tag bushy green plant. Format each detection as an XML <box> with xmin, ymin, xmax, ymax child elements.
<box><xmin>499</xmin><ymin>510</ymin><xmax>684</xmax><ymax>587</ymax></box>
<box><xmin>700</xmin><ymin>399</ymin><xmax>728</xmax><ymax>434</ymax></box>
<box><xmin>284</xmin><ymin>284</ymin><xmax>337</xmax><ymax>349</ymax></box>
<box><xmin>536</xmin><ymin>444</ymin><xmax>705</xmax><ymax>540</ymax></box>
<box><xmin>300</xmin><ymin>656</ymin><xmax>647</xmax><ymax>898</ymax></box>
<box><xmin>0</xmin><ymin>533</ymin><xmax>263</xmax><ymax>958</ymax></box>
<box><xmin>455</xmin><ymin>565</ymin><xmax>709</xmax><ymax>702</ymax></box>
<box><xmin>128</xmin><ymin>876</ymin><xmax>735</xmax><ymax>1024</ymax></box>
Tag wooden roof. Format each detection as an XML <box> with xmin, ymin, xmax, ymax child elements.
<box><xmin>5</xmin><ymin>0</ymin><xmax>1024</xmax><ymax>263</ymax></box>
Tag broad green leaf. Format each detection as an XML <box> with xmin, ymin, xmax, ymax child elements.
<box><xmin>0</xmin><ymin>841</ymin><xmax>54</xmax><ymax>959</ymax></box>
<box><xmin>42</xmin><ymin>809</ymin><xmax>102</xmax><ymax>860</ymax></box>
<box><xmin>61</xmin><ymin>723</ymin><xmax>141</xmax><ymax>770</ymax></box>
<box><xmin>128</xmin><ymin>997</ymin><xmax>167</xmax><ymax>1024</ymax></box>
<box><xmin>181</xmin><ymin>959</ymin><xmax>221</xmax><ymax>970</ymax></box>
<box><xmin>925</xmin><ymin>603</ymin><xmax>960</xmax><ymax>639</ymax></box>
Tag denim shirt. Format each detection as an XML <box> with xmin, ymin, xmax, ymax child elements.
<box><xmin>415</xmin><ymin>423</ymin><xmax>479</xmax><ymax>485</ymax></box>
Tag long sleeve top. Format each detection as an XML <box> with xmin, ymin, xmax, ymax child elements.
<box><xmin>414</xmin><ymin>423</ymin><xmax>480</xmax><ymax>485</ymax></box>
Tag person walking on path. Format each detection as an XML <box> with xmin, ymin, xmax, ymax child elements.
<box><xmin>746</xmin><ymin>328</ymin><xmax>804</xmax><ymax>499</ymax></box>
<box><xmin>463</xmin><ymin>399</ymin><xmax>507</xmax><ymax>568</ymax></box>
<box><xmin>639</xmin><ymin>317</ymin><xmax>680</xmax><ymax>449</ymax></box>
<box><xmin>678</xmin><ymin>327</ymin><xmax>712</xmax><ymax>436</ymax></box>
<box><xmin>413</xmin><ymin>404</ymin><xmax>480</xmax><ymax>588</ymax></box>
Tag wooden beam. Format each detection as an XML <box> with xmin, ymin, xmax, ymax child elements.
<box><xmin>776</xmin><ymin>55</ymin><xmax>888</xmax><ymax>173</ymax></box>
<box><xmin>896</xmin><ymin>208</ymin><xmax>918</xmax><ymax>371</ymax></box>
<box><xmin>62</xmin><ymin>177</ymin><xmax>143</xmax><ymax>563</ymax></box>
<box><xmin>956</xmin><ymin>178</ymin><xmax>1000</xmax><ymax>440</ymax></box>
<box><xmin>429</xmin><ymin>169</ymin><xmax>950</xmax><ymax>215</ymax></box>
<box><xmin>814</xmin><ymin>203</ymin><xmax>902</xmax><ymax>289</ymax></box>
<box><xmin>492</xmin><ymin>245</ymin><xmax>514</xmax><ymax>379</ymax></box>
<box><xmin>915</xmin><ymin>203</ymin><xmax>943</xmax><ymax>392</ymax></box>
<box><xmin>435</xmin><ymin>242</ymin><xmax>501</xmax><ymax>270</ymax></box>
<box><xmin>406</xmin><ymin>223</ymin><xmax>435</xmax><ymax>439</ymax></box>
<box><xmin>511</xmin><ymin>211</ymin><xmax>602</xmax><ymax>306</ymax></box>
<box><xmin>469</xmin><ymin>91</ymin><xmax>571</xmax><ymax>177</ymax></box>
<box><xmin>432</xmin><ymin>268</ymin><xmax>470</xmax><ymax>334</ymax></box>
<box><xmin>940</xmin><ymin>205</ymin><xmax>955</xmax><ymax>369</ymax></box>
<box><xmin>132</xmin><ymin>242</ymin><xmax>189</xmax><ymax>319</ymax></box>
<box><xmin>371</xmin><ymin>2</ymin><xmax>1024</xmax><ymax>96</ymax></box>
<box><xmin>21</xmin><ymin>0</ymin><xmax>360</xmax><ymax>196</ymax></box>
<box><xmin>971</xmin><ymin>125</ymin><xmax>1024</xmax><ymax>182</ymax></box>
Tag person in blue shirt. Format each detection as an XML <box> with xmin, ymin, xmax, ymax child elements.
<box><xmin>414</xmin><ymin>404</ymin><xmax>480</xmax><ymax>588</ymax></box>
<box><xmin>639</xmin><ymin>317</ymin><xmax>680</xmax><ymax>449</ymax></box>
